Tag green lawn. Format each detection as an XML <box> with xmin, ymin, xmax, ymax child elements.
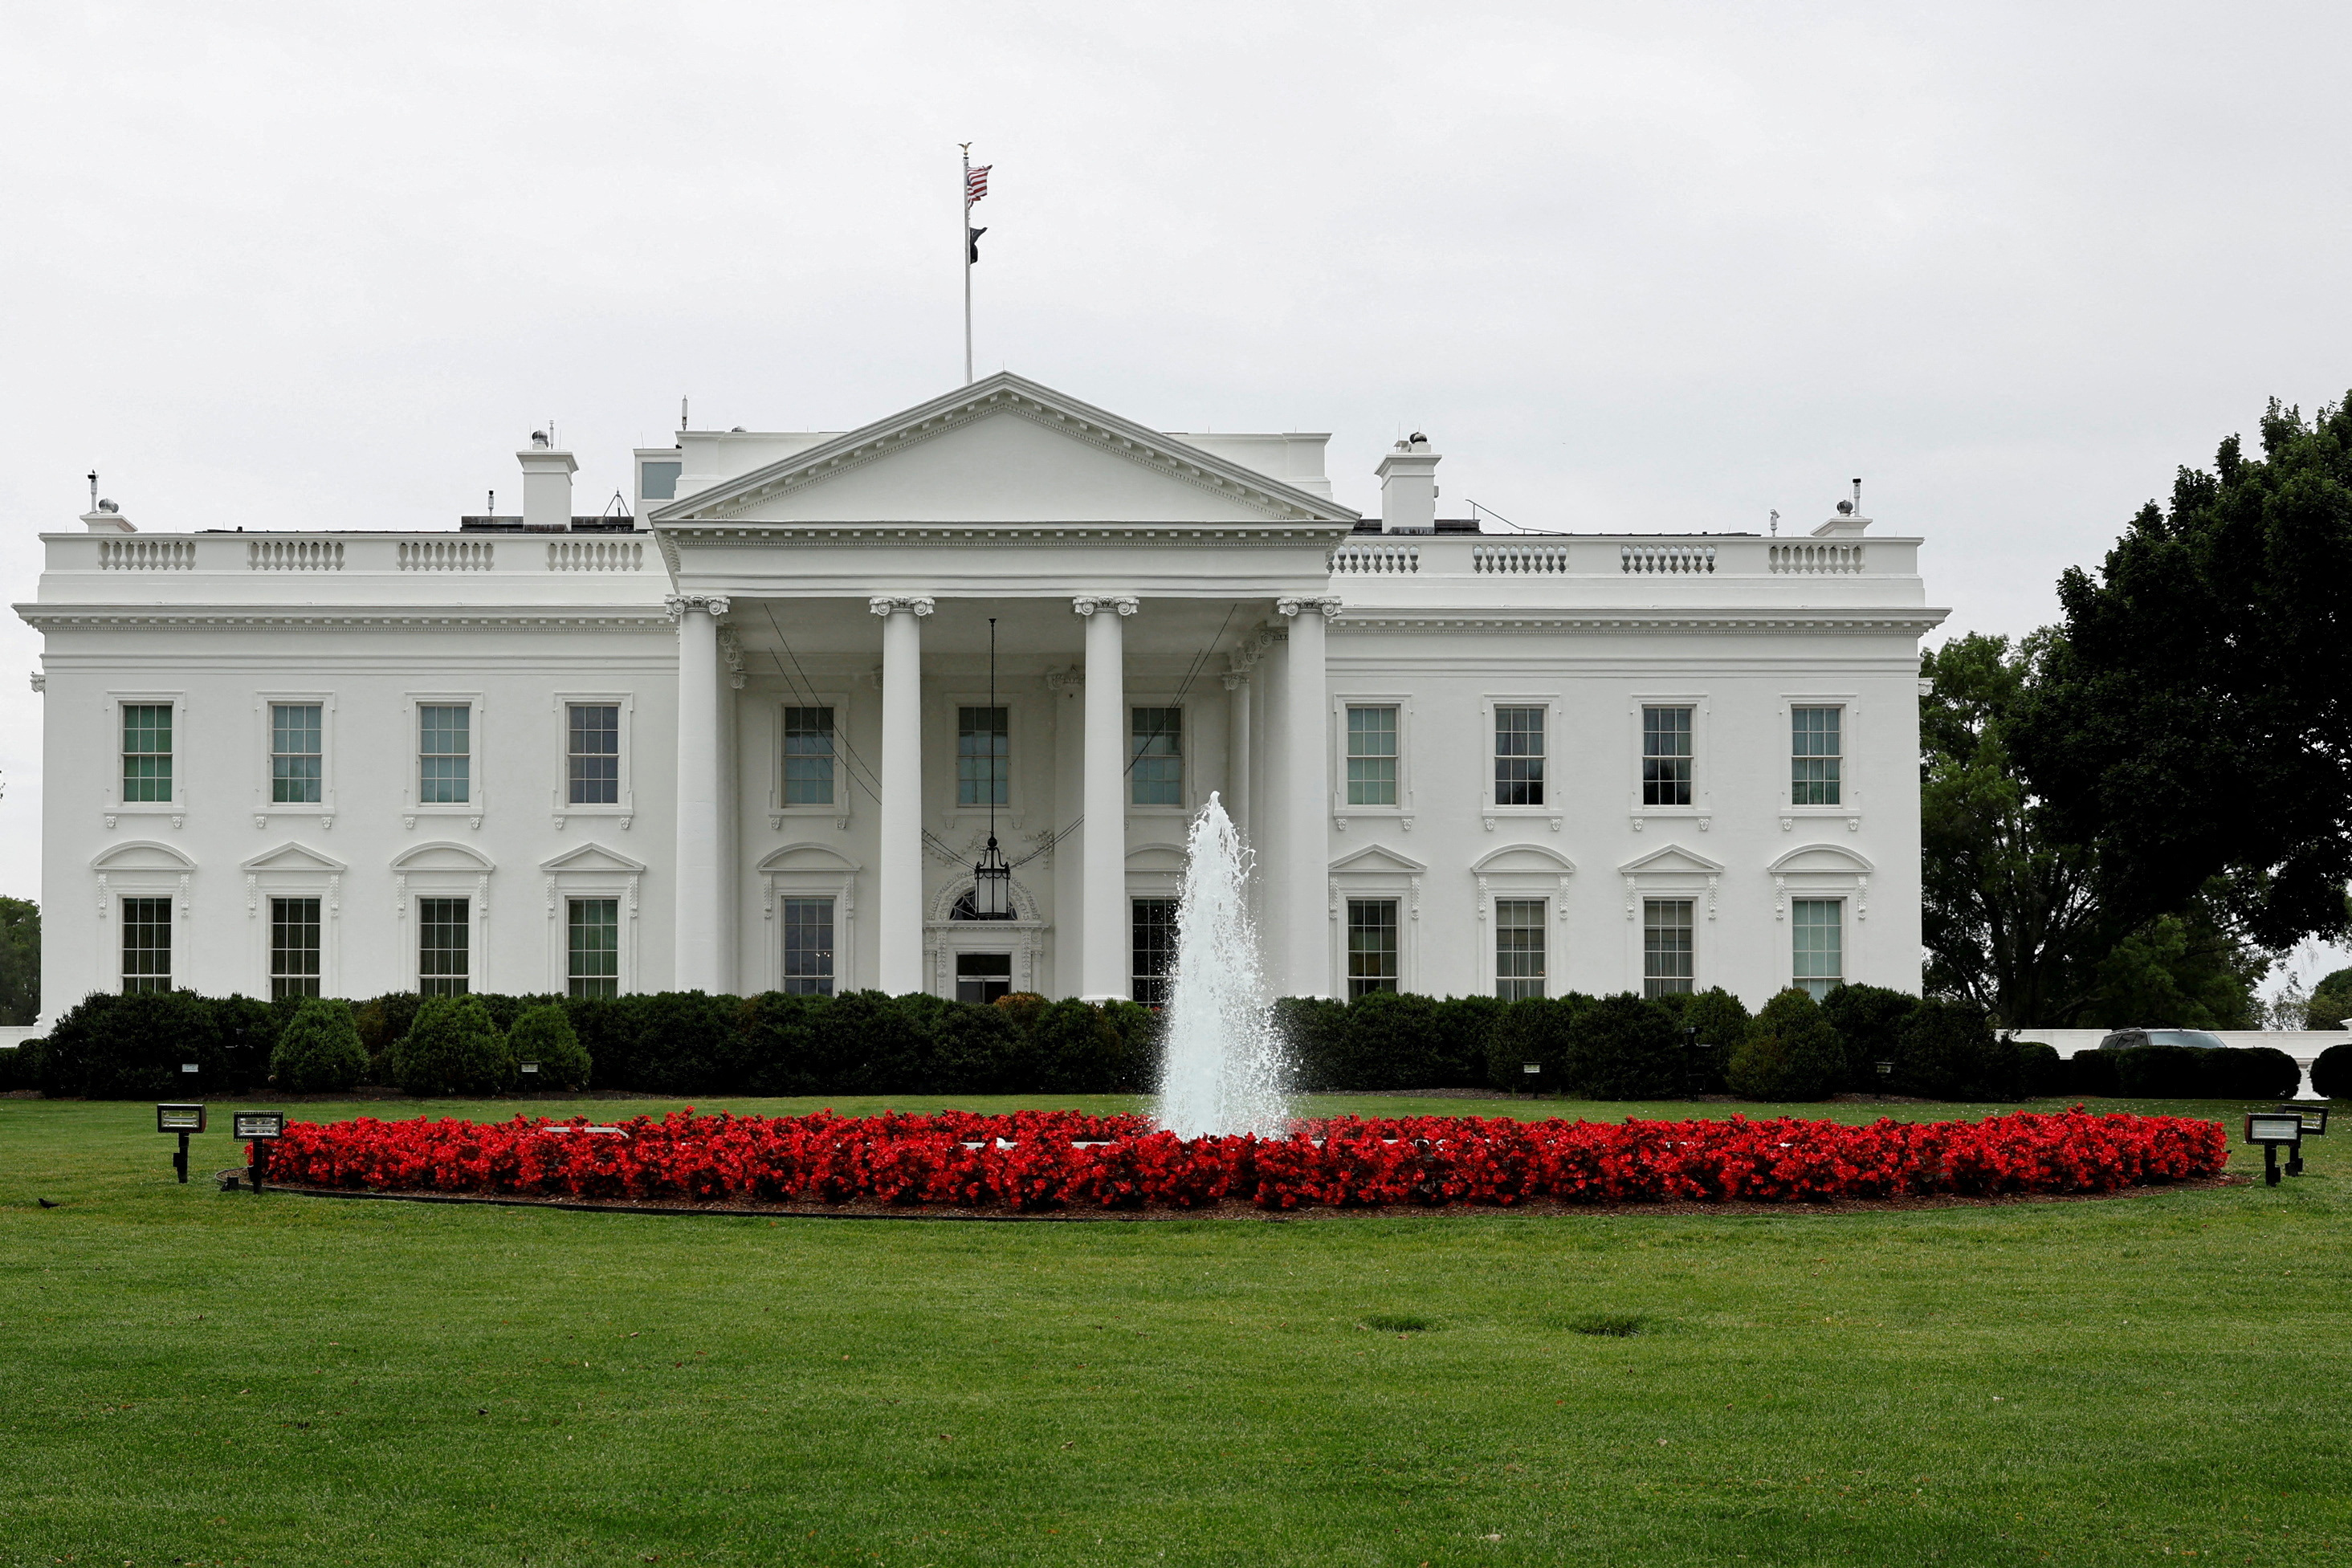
<box><xmin>2</xmin><ymin>1092</ymin><xmax>2345</xmax><ymax>1566</ymax></box>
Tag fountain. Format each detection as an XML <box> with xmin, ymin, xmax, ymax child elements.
<box><xmin>1152</xmin><ymin>792</ymin><xmax>1291</xmax><ymax>1138</ymax></box>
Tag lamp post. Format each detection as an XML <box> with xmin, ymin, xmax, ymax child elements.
<box><xmin>156</xmin><ymin>1103</ymin><xmax>205</xmax><ymax>1183</ymax></box>
<box><xmin>1522</xmin><ymin>1061</ymin><xmax>1542</xmax><ymax>1100</ymax></box>
<box><xmin>971</xmin><ymin>616</ymin><xmax>1013</xmax><ymax>921</ymax></box>
<box><xmin>2245</xmin><ymin>1111</ymin><xmax>2304</xmax><ymax>1187</ymax></box>
<box><xmin>232</xmin><ymin>1110</ymin><xmax>286</xmax><ymax>1194</ymax></box>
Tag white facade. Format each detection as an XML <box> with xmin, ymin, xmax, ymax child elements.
<box><xmin>17</xmin><ymin>373</ymin><xmax>1946</xmax><ymax>1022</ymax></box>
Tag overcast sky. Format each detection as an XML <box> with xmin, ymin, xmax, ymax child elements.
<box><xmin>6</xmin><ymin>1</ymin><xmax>2350</xmax><ymax>979</ymax></box>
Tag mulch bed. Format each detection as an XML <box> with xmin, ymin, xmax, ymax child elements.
<box><xmin>226</xmin><ymin>1170</ymin><xmax>2244</xmax><ymax>1224</ymax></box>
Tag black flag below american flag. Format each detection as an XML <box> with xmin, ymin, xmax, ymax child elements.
<box><xmin>968</xmin><ymin>226</ymin><xmax>987</xmax><ymax>263</ymax></box>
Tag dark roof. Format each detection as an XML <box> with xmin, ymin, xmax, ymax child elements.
<box><xmin>459</xmin><ymin>516</ymin><xmax>638</xmax><ymax>533</ymax></box>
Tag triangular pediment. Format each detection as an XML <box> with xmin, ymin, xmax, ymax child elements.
<box><xmin>651</xmin><ymin>373</ymin><xmax>1359</xmax><ymax>527</ymax></box>
<box><xmin>240</xmin><ymin>841</ymin><xmax>348</xmax><ymax>874</ymax></box>
<box><xmin>1329</xmin><ymin>844</ymin><xmax>1429</xmax><ymax>876</ymax></box>
<box><xmin>541</xmin><ymin>841</ymin><xmax>649</xmax><ymax>875</ymax></box>
<box><xmin>1617</xmin><ymin>844</ymin><xmax>1725</xmax><ymax>877</ymax></box>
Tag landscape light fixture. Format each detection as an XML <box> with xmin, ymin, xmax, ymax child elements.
<box><xmin>156</xmin><ymin>1103</ymin><xmax>206</xmax><ymax>1183</ymax></box>
<box><xmin>1522</xmin><ymin>1061</ymin><xmax>1542</xmax><ymax>1099</ymax></box>
<box><xmin>520</xmin><ymin>1061</ymin><xmax>540</xmax><ymax>1078</ymax></box>
<box><xmin>233</xmin><ymin>1110</ymin><xmax>287</xmax><ymax>1194</ymax></box>
<box><xmin>2244</xmin><ymin>1111</ymin><xmax>2305</xmax><ymax>1187</ymax></box>
<box><xmin>971</xmin><ymin>616</ymin><xmax>1013</xmax><ymax>920</ymax></box>
<box><xmin>2276</xmin><ymin>1103</ymin><xmax>2327</xmax><ymax>1175</ymax></box>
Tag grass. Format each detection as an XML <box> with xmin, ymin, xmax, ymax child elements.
<box><xmin>1</xmin><ymin>1090</ymin><xmax>2346</xmax><ymax>1567</ymax></box>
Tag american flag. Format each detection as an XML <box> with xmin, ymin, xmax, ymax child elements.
<box><xmin>965</xmin><ymin>164</ymin><xmax>991</xmax><ymax>206</ymax></box>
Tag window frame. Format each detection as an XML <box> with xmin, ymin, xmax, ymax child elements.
<box><xmin>940</xmin><ymin>690</ymin><xmax>1028</xmax><ymax>823</ymax></box>
<box><xmin>402</xmin><ymin>691</ymin><xmax>487</xmax><ymax>825</ymax></box>
<box><xmin>549</xmin><ymin>691</ymin><xmax>633</xmax><ymax>829</ymax></box>
<box><xmin>1345</xmin><ymin>897</ymin><xmax>1402</xmax><ymax>999</ymax></box>
<box><xmin>1131</xmin><ymin>895</ymin><xmax>1180</xmax><ymax>1005</ymax></box>
<box><xmin>270</xmin><ymin>894</ymin><xmax>324</xmax><ymax>1000</ymax></box>
<box><xmin>1778</xmin><ymin>694</ymin><xmax>1861</xmax><ymax>829</ymax></box>
<box><xmin>566</xmin><ymin>896</ymin><xmax>623</xmax><ymax>1000</ymax></box>
<box><xmin>241</xmin><ymin>841</ymin><xmax>345</xmax><ymax>997</ymax></box>
<box><xmin>1494</xmin><ymin>896</ymin><xmax>1547</xmax><ymax>1001</ymax></box>
<box><xmin>251</xmin><ymin>690</ymin><xmax>336</xmax><ymax>824</ymax></box>
<box><xmin>1641</xmin><ymin>897</ymin><xmax>1697</xmax><ymax>999</ymax></box>
<box><xmin>1479</xmin><ymin>694</ymin><xmax>1563</xmax><ymax>832</ymax></box>
<box><xmin>760</xmin><ymin>843</ymin><xmax>860</xmax><ymax>992</ymax></box>
<box><xmin>1628</xmin><ymin>694</ymin><xmax>1710</xmax><ymax>829</ymax></box>
<box><xmin>769</xmin><ymin>692</ymin><xmax>853</xmax><ymax>830</ymax></box>
<box><xmin>104</xmin><ymin>690</ymin><xmax>188</xmax><ymax>821</ymax></box>
<box><xmin>1791</xmin><ymin>896</ymin><xmax>1845</xmax><ymax>1000</ymax></box>
<box><xmin>779</xmin><ymin>894</ymin><xmax>838</xmax><ymax>996</ymax></box>
<box><xmin>415</xmin><ymin>894</ymin><xmax>473</xmax><ymax>997</ymax></box>
<box><xmin>1128</xmin><ymin>704</ymin><xmax>1188</xmax><ymax>812</ymax></box>
<box><xmin>120</xmin><ymin>894</ymin><xmax>174</xmax><ymax>995</ymax></box>
<box><xmin>1332</xmin><ymin>693</ymin><xmax>1414</xmax><ymax>826</ymax></box>
<box><xmin>539</xmin><ymin>841</ymin><xmax>644</xmax><ymax>996</ymax></box>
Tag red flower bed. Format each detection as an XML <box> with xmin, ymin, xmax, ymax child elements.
<box><xmin>259</xmin><ymin>1106</ymin><xmax>2227</xmax><ymax>1212</ymax></box>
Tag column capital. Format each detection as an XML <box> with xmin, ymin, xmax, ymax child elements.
<box><xmin>665</xmin><ymin>593</ymin><xmax>732</xmax><ymax>620</ymax></box>
<box><xmin>1221</xmin><ymin>670</ymin><xmax>1248</xmax><ymax>690</ymax></box>
<box><xmin>867</xmin><ymin>595</ymin><xmax>936</xmax><ymax>618</ymax></box>
<box><xmin>1072</xmin><ymin>594</ymin><xmax>1139</xmax><ymax>617</ymax></box>
<box><xmin>1276</xmin><ymin>594</ymin><xmax>1343</xmax><ymax>621</ymax></box>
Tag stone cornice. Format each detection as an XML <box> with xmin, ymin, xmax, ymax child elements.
<box><xmin>1330</xmin><ymin>609</ymin><xmax>1951</xmax><ymax>636</ymax></box>
<box><xmin>14</xmin><ymin>605</ymin><xmax>676</xmax><ymax>631</ymax></box>
<box><xmin>658</xmin><ymin>521</ymin><xmax>1354</xmax><ymax>549</ymax></box>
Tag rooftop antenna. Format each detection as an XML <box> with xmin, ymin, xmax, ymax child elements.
<box><xmin>680</xmin><ymin>397</ymin><xmax>688</xmax><ymax>434</ymax></box>
<box><xmin>487</xmin><ymin>489</ymin><xmax>495</xmax><ymax>517</ymax></box>
<box><xmin>88</xmin><ymin>470</ymin><xmax>98</xmax><ymax>512</ymax></box>
<box><xmin>1769</xmin><ymin>508</ymin><xmax>1779</xmax><ymax>536</ymax></box>
<box><xmin>1852</xmin><ymin>478</ymin><xmax>1863</xmax><ymax>511</ymax></box>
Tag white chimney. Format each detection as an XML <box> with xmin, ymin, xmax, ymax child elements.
<box><xmin>519</xmin><ymin>431</ymin><xmax>577</xmax><ymax>531</ymax></box>
<box><xmin>1812</xmin><ymin>477</ymin><xmax>1871</xmax><ymax>539</ymax></box>
<box><xmin>81</xmin><ymin>499</ymin><xmax>134</xmax><ymax>534</ymax></box>
<box><xmin>1376</xmin><ymin>433</ymin><xmax>1440</xmax><ymax>534</ymax></box>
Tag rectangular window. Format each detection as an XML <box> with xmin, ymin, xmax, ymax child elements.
<box><xmin>1494</xmin><ymin>706</ymin><xmax>1545</xmax><ymax>807</ymax></box>
<box><xmin>1131</xmin><ymin>707</ymin><xmax>1183</xmax><ymax>806</ymax></box>
<box><xmin>1131</xmin><ymin>897</ymin><xmax>1179</xmax><ymax>1006</ymax></box>
<box><xmin>418</xmin><ymin>705</ymin><xmax>471</xmax><ymax>804</ymax></box>
<box><xmin>955</xmin><ymin>951</ymin><xmax>1012</xmax><ymax>1004</ymax></box>
<box><xmin>120</xmin><ymin>896</ymin><xmax>172</xmax><ymax>994</ymax></box>
<box><xmin>271</xmin><ymin>703</ymin><xmax>322</xmax><ymax>804</ymax></box>
<box><xmin>1494</xmin><ymin>898</ymin><xmax>1546</xmax><ymax>1000</ymax></box>
<box><xmin>418</xmin><ymin>897</ymin><xmax>471</xmax><ymax>996</ymax></box>
<box><xmin>781</xmin><ymin>897</ymin><xmax>835</xmax><ymax>996</ymax></box>
<box><xmin>567</xmin><ymin>703</ymin><xmax>620</xmax><ymax>805</ymax></box>
<box><xmin>270</xmin><ymin>897</ymin><xmax>321</xmax><ymax>1000</ymax></box>
<box><xmin>1792</xmin><ymin>898</ymin><xmax>1844</xmax><ymax>1000</ymax></box>
<box><xmin>783</xmin><ymin>707</ymin><xmax>836</xmax><ymax>806</ymax></box>
<box><xmin>1641</xmin><ymin>706</ymin><xmax>1693</xmax><ymax>807</ymax></box>
<box><xmin>122</xmin><ymin>703</ymin><xmax>173</xmax><ymax>803</ymax></box>
<box><xmin>957</xmin><ymin>706</ymin><xmax>1007</xmax><ymax>808</ymax></box>
<box><xmin>1643</xmin><ymin>898</ymin><xmax>1694</xmax><ymax>997</ymax></box>
<box><xmin>568</xmin><ymin>898</ymin><xmax>619</xmax><ymax>999</ymax></box>
<box><xmin>1792</xmin><ymin>707</ymin><xmax>1843</xmax><ymax>807</ymax></box>
<box><xmin>1346</xmin><ymin>705</ymin><xmax>1398</xmax><ymax>806</ymax></box>
<box><xmin>1347</xmin><ymin>898</ymin><xmax>1400</xmax><ymax>999</ymax></box>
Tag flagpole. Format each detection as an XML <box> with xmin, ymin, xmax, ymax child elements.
<box><xmin>960</xmin><ymin>142</ymin><xmax>973</xmax><ymax>385</ymax></box>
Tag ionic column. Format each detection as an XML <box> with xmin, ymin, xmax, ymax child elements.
<box><xmin>1276</xmin><ymin>596</ymin><xmax>1339</xmax><ymax>997</ymax></box>
<box><xmin>871</xmin><ymin>594</ymin><xmax>934</xmax><ymax>994</ymax></box>
<box><xmin>667</xmin><ymin>593</ymin><xmax>731</xmax><ymax>992</ymax></box>
<box><xmin>1075</xmin><ymin>594</ymin><xmax>1137</xmax><ymax>1000</ymax></box>
<box><xmin>1223</xmin><ymin>670</ymin><xmax>1252</xmax><ymax>843</ymax></box>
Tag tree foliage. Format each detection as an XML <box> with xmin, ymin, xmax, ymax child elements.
<box><xmin>0</xmin><ymin>896</ymin><xmax>36</xmax><ymax>1027</ymax></box>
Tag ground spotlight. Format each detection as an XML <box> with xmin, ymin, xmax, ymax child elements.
<box><xmin>156</xmin><ymin>1103</ymin><xmax>205</xmax><ymax>1183</ymax></box>
<box><xmin>2244</xmin><ymin>1112</ymin><xmax>2304</xmax><ymax>1187</ymax></box>
<box><xmin>232</xmin><ymin>1110</ymin><xmax>287</xmax><ymax>1194</ymax></box>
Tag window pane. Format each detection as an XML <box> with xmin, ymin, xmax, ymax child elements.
<box><xmin>955</xmin><ymin>951</ymin><xmax>1013</xmax><ymax>1004</ymax></box>
<box><xmin>781</xmin><ymin>897</ymin><xmax>834</xmax><ymax>996</ymax></box>
<box><xmin>122</xmin><ymin>704</ymin><xmax>173</xmax><ymax>803</ymax></box>
<box><xmin>1494</xmin><ymin>898</ymin><xmax>1546</xmax><ymax>1000</ymax></box>
<box><xmin>567</xmin><ymin>704</ymin><xmax>620</xmax><ymax>806</ymax></box>
<box><xmin>1131</xmin><ymin>707</ymin><xmax>1183</xmax><ymax>806</ymax></box>
<box><xmin>783</xmin><ymin>707</ymin><xmax>836</xmax><ymax>806</ymax></box>
<box><xmin>418</xmin><ymin>705</ymin><xmax>471</xmax><ymax>804</ymax></box>
<box><xmin>957</xmin><ymin>707</ymin><xmax>1008</xmax><ymax>807</ymax></box>
<box><xmin>1131</xmin><ymin>897</ymin><xmax>1178</xmax><ymax>1006</ymax></box>
<box><xmin>1792</xmin><ymin>706</ymin><xmax>1842</xmax><ymax>807</ymax></box>
<box><xmin>1494</xmin><ymin>706</ymin><xmax>1545</xmax><ymax>807</ymax></box>
<box><xmin>1643</xmin><ymin>898</ymin><xmax>1694</xmax><ymax>997</ymax></box>
<box><xmin>1641</xmin><ymin>706</ymin><xmax>1693</xmax><ymax>808</ymax></box>
<box><xmin>569</xmin><ymin>898</ymin><xmax>620</xmax><ymax>1000</ymax></box>
<box><xmin>418</xmin><ymin>897</ymin><xmax>470</xmax><ymax>996</ymax></box>
<box><xmin>1346</xmin><ymin>706</ymin><xmax>1398</xmax><ymax>806</ymax></box>
<box><xmin>1792</xmin><ymin>898</ymin><xmax>1843</xmax><ymax>1000</ymax></box>
<box><xmin>121</xmin><ymin>896</ymin><xmax>172</xmax><ymax>994</ymax></box>
<box><xmin>271</xmin><ymin>703</ymin><xmax>323</xmax><ymax>804</ymax></box>
<box><xmin>270</xmin><ymin>896</ymin><xmax>321</xmax><ymax>1000</ymax></box>
<box><xmin>1347</xmin><ymin>898</ymin><xmax>1400</xmax><ymax>999</ymax></box>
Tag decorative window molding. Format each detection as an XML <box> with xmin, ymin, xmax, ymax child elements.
<box><xmin>1478</xmin><ymin>693</ymin><xmax>1563</xmax><ymax>833</ymax></box>
<box><xmin>103</xmin><ymin>690</ymin><xmax>187</xmax><ymax>828</ymax></box>
<box><xmin>1777</xmin><ymin>694</ymin><xmax>1862</xmax><ymax>832</ymax></box>
<box><xmin>1617</xmin><ymin>843</ymin><xmax>1725</xmax><ymax>991</ymax></box>
<box><xmin>239</xmin><ymin>841</ymin><xmax>347</xmax><ymax>998</ymax></box>
<box><xmin>1326</xmin><ymin>842</ymin><xmax>1427</xmax><ymax>995</ymax></box>
<box><xmin>923</xmin><ymin>868</ymin><xmax>1043</xmax><ymax>999</ymax></box>
<box><xmin>1473</xmin><ymin>843</ymin><xmax>1575</xmax><ymax>1000</ymax></box>
<box><xmin>758</xmin><ymin>843</ymin><xmax>861</xmax><ymax>992</ymax></box>
<box><xmin>1767</xmin><ymin>841</ymin><xmax>1875</xmax><ymax>923</ymax></box>
<box><xmin>389</xmin><ymin>840</ymin><xmax>496</xmax><ymax>991</ymax></box>
<box><xmin>251</xmin><ymin>690</ymin><xmax>336</xmax><ymax>829</ymax></box>
<box><xmin>1627</xmin><ymin>694</ymin><xmax>1710</xmax><ymax>832</ymax></box>
<box><xmin>549</xmin><ymin>691</ymin><xmax>635</xmax><ymax>830</ymax></box>
<box><xmin>539</xmin><ymin>841</ymin><xmax>646</xmax><ymax>993</ymax></box>
<box><xmin>401</xmin><ymin>692</ymin><xmax>487</xmax><ymax>829</ymax></box>
<box><xmin>1331</xmin><ymin>692</ymin><xmax>1415</xmax><ymax>831</ymax></box>
<box><xmin>90</xmin><ymin>841</ymin><xmax>195</xmax><ymax>932</ymax></box>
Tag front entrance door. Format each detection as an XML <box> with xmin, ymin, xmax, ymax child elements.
<box><xmin>955</xmin><ymin>951</ymin><xmax>1013</xmax><ymax>1004</ymax></box>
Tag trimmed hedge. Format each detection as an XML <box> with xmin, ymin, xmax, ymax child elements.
<box><xmin>1726</xmin><ymin>988</ymin><xmax>1845</xmax><ymax>1102</ymax></box>
<box><xmin>269</xmin><ymin>998</ymin><xmax>368</xmax><ymax>1092</ymax></box>
<box><xmin>2314</xmin><ymin>1041</ymin><xmax>2352</xmax><ymax>1101</ymax></box>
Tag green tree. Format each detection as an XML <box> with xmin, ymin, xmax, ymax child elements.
<box><xmin>2306</xmin><ymin>966</ymin><xmax>2352</xmax><ymax>1029</ymax></box>
<box><xmin>2013</xmin><ymin>397</ymin><xmax>2352</xmax><ymax>952</ymax></box>
<box><xmin>0</xmin><ymin>897</ymin><xmax>36</xmax><ymax>1026</ymax></box>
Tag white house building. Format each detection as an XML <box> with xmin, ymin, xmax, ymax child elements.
<box><xmin>18</xmin><ymin>373</ymin><xmax>1946</xmax><ymax>1022</ymax></box>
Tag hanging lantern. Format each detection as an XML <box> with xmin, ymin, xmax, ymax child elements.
<box><xmin>973</xmin><ymin>835</ymin><xmax>1013</xmax><ymax>919</ymax></box>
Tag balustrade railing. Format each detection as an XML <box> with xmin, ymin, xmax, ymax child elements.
<box><xmin>1620</xmin><ymin>543</ymin><xmax>1716</xmax><ymax>574</ymax></box>
<box><xmin>546</xmin><ymin>539</ymin><xmax>646</xmax><ymax>571</ymax></box>
<box><xmin>247</xmin><ymin>539</ymin><xmax>344</xmax><ymax>571</ymax></box>
<box><xmin>1329</xmin><ymin>542</ymin><xmax>1418</xmax><ymax>574</ymax></box>
<box><xmin>97</xmin><ymin>539</ymin><xmax>195</xmax><ymax>571</ymax></box>
<box><xmin>1471</xmin><ymin>542</ymin><xmax>1572</xmax><ymax>574</ymax></box>
<box><xmin>397</xmin><ymin>540</ymin><xmax>495</xmax><ymax>571</ymax></box>
<box><xmin>1767</xmin><ymin>542</ymin><xmax>1864</xmax><ymax>573</ymax></box>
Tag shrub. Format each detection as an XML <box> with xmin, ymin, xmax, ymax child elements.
<box><xmin>2016</xmin><ymin>1040</ymin><xmax>2068</xmax><ymax>1098</ymax></box>
<box><xmin>1486</xmin><ymin>995</ymin><xmax>1580</xmax><ymax>1094</ymax></box>
<box><xmin>931</xmin><ymin>1000</ymin><xmax>1025</xmax><ymax>1094</ymax></box>
<box><xmin>2110</xmin><ymin>1044</ymin><xmax>2210</xmax><ymax>1099</ymax></box>
<box><xmin>1891</xmin><ymin>1000</ymin><xmax>2022</xmax><ymax>1101</ymax></box>
<box><xmin>354</xmin><ymin>993</ymin><xmax>422</xmax><ymax>1082</ymax></box>
<box><xmin>1726</xmin><ymin>988</ymin><xmax>1844</xmax><ymax>1102</ymax></box>
<box><xmin>1429</xmin><ymin>995</ymin><xmax>1506</xmax><ymax>1087</ymax></box>
<box><xmin>2068</xmin><ymin>1048</ymin><xmax>2122</xmax><ymax>1096</ymax></box>
<box><xmin>39</xmin><ymin>991</ymin><xmax>222</xmax><ymax>1099</ymax></box>
<box><xmin>737</xmin><ymin>992</ymin><xmax>823</xmax><ymax>1096</ymax></box>
<box><xmin>0</xmin><ymin>1041</ymin><xmax>39</xmax><ymax>1092</ymax></box>
<box><xmin>2313</xmin><ymin>1041</ymin><xmax>2352</xmax><ymax>1101</ymax></box>
<box><xmin>1030</xmin><ymin>999</ymin><xmax>1137</xmax><ymax>1094</ymax></box>
<box><xmin>210</xmin><ymin>994</ymin><xmax>283</xmax><ymax>1092</ymax></box>
<box><xmin>803</xmin><ymin>990</ymin><xmax>927</xmax><ymax>1095</ymax></box>
<box><xmin>2211</xmin><ymin>1045</ymin><xmax>2301</xmax><ymax>1100</ymax></box>
<box><xmin>1274</xmin><ymin>996</ymin><xmax>1348</xmax><ymax>1091</ymax></box>
<box><xmin>390</xmin><ymin>996</ymin><xmax>512</xmax><ymax>1097</ymax></box>
<box><xmin>1096</xmin><ymin>1000</ymin><xmax>1161</xmax><ymax>1092</ymax></box>
<box><xmin>269</xmin><ymin>998</ymin><xmax>368</xmax><ymax>1092</ymax></box>
<box><xmin>1334</xmin><ymin>992</ymin><xmax>1444</xmax><ymax>1090</ymax></box>
<box><xmin>619</xmin><ymin>992</ymin><xmax>745</xmax><ymax>1095</ymax></box>
<box><xmin>1677</xmin><ymin>988</ymin><xmax>1752</xmax><ymax>1094</ymax></box>
<box><xmin>507</xmin><ymin>1003</ymin><xmax>592</xmax><ymax>1091</ymax></box>
<box><xmin>1821</xmin><ymin>984</ymin><xmax>1922</xmax><ymax>1091</ymax></box>
<box><xmin>1561</xmin><ymin>993</ymin><xmax>1683</xmax><ymax>1100</ymax></box>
